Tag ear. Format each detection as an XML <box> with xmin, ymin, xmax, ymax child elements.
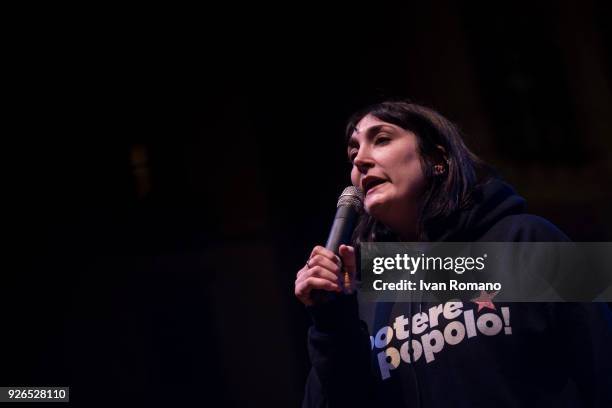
<box><xmin>433</xmin><ymin>144</ymin><xmax>449</xmax><ymax>165</ymax></box>
<box><xmin>432</xmin><ymin>145</ymin><xmax>450</xmax><ymax>176</ymax></box>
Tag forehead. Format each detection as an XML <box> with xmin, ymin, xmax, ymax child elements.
<box><xmin>348</xmin><ymin>114</ymin><xmax>401</xmax><ymax>146</ymax></box>
<box><xmin>352</xmin><ymin>114</ymin><xmax>393</xmax><ymax>135</ymax></box>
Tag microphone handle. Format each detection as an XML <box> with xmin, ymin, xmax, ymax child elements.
<box><xmin>311</xmin><ymin>205</ymin><xmax>359</xmax><ymax>303</ymax></box>
<box><xmin>325</xmin><ymin>205</ymin><xmax>359</xmax><ymax>253</ymax></box>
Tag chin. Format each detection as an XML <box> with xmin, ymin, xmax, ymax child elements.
<box><xmin>364</xmin><ymin>197</ymin><xmax>389</xmax><ymax>218</ymax></box>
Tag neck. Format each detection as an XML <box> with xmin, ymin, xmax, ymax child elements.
<box><xmin>378</xmin><ymin>202</ymin><xmax>420</xmax><ymax>242</ymax></box>
<box><xmin>388</xmin><ymin>220</ymin><xmax>418</xmax><ymax>241</ymax></box>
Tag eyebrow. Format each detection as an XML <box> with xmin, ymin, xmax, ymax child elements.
<box><xmin>347</xmin><ymin>124</ymin><xmax>393</xmax><ymax>149</ymax></box>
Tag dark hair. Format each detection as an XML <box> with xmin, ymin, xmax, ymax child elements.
<box><xmin>346</xmin><ymin>100</ymin><xmax>492</xmax><ymax>243</ymax></box>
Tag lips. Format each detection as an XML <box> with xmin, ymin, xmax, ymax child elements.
<box><xmin>367</xmin><ymin>182</ymin><xmax>386</xmax><ymax>195</ymax></box>
<box><xmin>362</xmin><ymin>176</ymin><xmax>388</xmax><ymax>195</ymax></box>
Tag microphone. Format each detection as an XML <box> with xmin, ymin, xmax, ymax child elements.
<box><xmin>325</xmin><ymin>186</ymin><xmax>364</xmax><ymax>294</ymax></box>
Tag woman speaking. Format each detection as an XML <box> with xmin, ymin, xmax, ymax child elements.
<box><xmin>294</xmin><ymin>101</ymin><xmax>612</xmax><ymax>407</ymax></box>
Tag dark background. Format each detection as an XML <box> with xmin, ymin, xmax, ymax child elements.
<box><xmin>3</xmin><ymin>2</ymin><xmax>611</xmax><ymax>407</ymax></box>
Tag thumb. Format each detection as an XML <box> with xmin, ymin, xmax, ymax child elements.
<box><xmin>338</xmin><ymin>245</ymin><xmax>357</xmax><ymax>275</ymax></box>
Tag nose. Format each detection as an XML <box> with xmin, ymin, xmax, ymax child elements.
<box><xmin>353</xmin><ymin>147</ymin><xmax>374</xmax><ymax>174</ymax></box>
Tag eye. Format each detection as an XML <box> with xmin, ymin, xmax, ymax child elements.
<box><xmin>348</xmin><ymin>149</ymin><xmax>358</xmax><ymax>164</ymax></box>
<box><xmin>374</xmin><ymin>133</ymin><xmax>391</xmax><ymax>145</ymax></box>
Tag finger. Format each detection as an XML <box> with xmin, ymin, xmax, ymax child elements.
<box><xmin>307</xmin><ymin>255</ymin><xmax>341</xmax><ymax>275</ymax></box>
<box><xmin>339</xmin><ymin>245</ymin><xmax>357</xmax><ymax>274</ymax></box>
<box><xmin>307</xmin><ymin>266</ymin><xmax>340</xmax><ymax>282</ymax></box>
<box><xmin>296</xmin><ymin>265</ymin><xmax>339</xmax><ymax>286</ymax></box>
<box><xmin>295</xmin><ymin>277</ymin><xmax>341</xmax><ymax>299</ymax></box>
<box><xmin>310</xmin><ymin>246</ymin><xmax>342</xmax><ymax>265</ymax></box>
<box><xmin>296</xmin><ymin>264</ymin><xmax>308</xmax><ymax>278</ymax></box>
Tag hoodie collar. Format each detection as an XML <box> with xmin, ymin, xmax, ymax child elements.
<box><xmin>427</xmin><ymin>178</ymin><xmax>526</xmax><ymax>242</ymax></box>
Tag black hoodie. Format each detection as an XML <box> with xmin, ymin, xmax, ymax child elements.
<box><xmin>303</xmin><ymin>179</ymin><xmax>612</xmax><ymax>407</ymax></box>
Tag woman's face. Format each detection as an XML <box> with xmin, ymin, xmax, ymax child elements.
<box><xmin>348</xmin><ymin>114</ymin><xmax>427</xmax><ymax>225</ymax></box>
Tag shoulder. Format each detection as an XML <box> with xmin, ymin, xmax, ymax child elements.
<box><xmin>479</xmin><ymin>214</ymin><xmax>571</xmax><ymax>242</ymax></box>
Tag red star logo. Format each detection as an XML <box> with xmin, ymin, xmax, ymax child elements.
<box><xmin>471</xmin><ymin>290</ymin><xmax>499</xmax><ymax>312</ymax></box>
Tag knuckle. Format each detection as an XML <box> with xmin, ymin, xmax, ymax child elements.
<box><xmin>310</xmin><ymin>266</ymin><xmax>322</xmax><ymax>277</ymax></box>
<box><xmin>312</xmin><ymin>266</ymin><xmax>332</xmax><ymax>278</ymax></box>
<box><xmin>303</xmin><ymin>277</ymin><xmax>317</xmax><ymax>289</ymax></box>
<box><xmin>317</xmin><ymin>255</ymin><xmax>327</xmax><ymax>265</ymax></box>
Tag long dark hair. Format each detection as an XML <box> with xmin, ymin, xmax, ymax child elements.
<box><xmin>346</xmin><ymin>101</ymin><xmax>492</xmax><ymax>243</ymax></box>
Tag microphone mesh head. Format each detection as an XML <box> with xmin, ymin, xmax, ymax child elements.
<box><xmin>337</xmin><ymin>186</ymin><xmax>364</xmax><ymax>211</ymax></box>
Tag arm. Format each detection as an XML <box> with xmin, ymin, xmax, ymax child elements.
<box><xmin>296</xmin><ymin>245</ymin><xmax>379</xmax><ymax>407</ymax></box>
<box><xmin>303</xmin><ymin>294</ymin><xmax>376</xmax><ymax>408</ymax></box>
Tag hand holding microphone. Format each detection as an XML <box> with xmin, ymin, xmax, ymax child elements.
<box><xmin>294</xmin><ymin>187</ymin><xmax>363</xmax><ymax>306</ymax></box>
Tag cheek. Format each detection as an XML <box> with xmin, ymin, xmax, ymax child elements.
<box><xmin>407</xmin><ymin>168</ymin><xmax>427</xmax><ymax>194</ymax></box>
<box><xmin>395</xmin><ymin>159</ymin><xmax>426</xmax><ymax>195</ymax></box>
<box><xmin>350</xmin><ymin>167</ymin><xmax>360</xmax><ymax>187</ymax></box>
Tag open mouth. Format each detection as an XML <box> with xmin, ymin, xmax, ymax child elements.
<box><xmin>367</xmin><ymin>182</ymin><xmax>386</xmax><ymax>195</ymax></box>
<box><xmin>362</xmin><ymin>176</ymin><xmax>387</xmax><ymax>195</ymax></box>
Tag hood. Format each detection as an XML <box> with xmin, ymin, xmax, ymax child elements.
<box><xmin>427</xmin><ymin>178</ymin><xmax>526</xmax><ymax>242</ymax></box>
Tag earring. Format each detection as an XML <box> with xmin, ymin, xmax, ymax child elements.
<box><xmin>434</xmin><ymin>164</ymin><xmax>446</xmax><ymax>175</ymax></box>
